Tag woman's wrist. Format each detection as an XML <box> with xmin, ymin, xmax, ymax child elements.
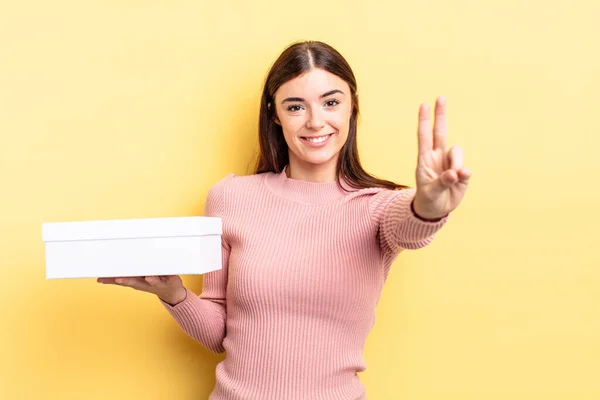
<box><xmin>411</xmin><ymin>199</ymin><xmax>446</xmax><ymax>222</ymax></box>
<box><xmin>159</xmin><ymin>287</ymin><xmax>187</xmax><ymax>306</ymax></box>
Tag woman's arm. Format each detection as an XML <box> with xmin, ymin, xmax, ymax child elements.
<box><xmin>160</xmin><ymin>175</ymin><xmax>232</xmax><ymax>354</ymax></box>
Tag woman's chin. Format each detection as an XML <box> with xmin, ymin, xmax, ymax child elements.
<box><xmin>298</xmin><ymin>154</ymin><xmax>339</xmax><ymax>168</ymax></box>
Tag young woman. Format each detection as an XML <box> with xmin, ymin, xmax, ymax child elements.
<box><xmin>99</xmin><ymin>40</ymin><xmax>471</xmax><ymax>399</ymax></box>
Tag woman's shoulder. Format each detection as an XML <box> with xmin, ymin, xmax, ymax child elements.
<box><xmin>342</xmin><ymin>184</ymin><xmax>414</xmax><ymax>201</ymax></box>
<box><xmin>341</xmin><ymin>185</ymin><xmax>416</xmax><ymax>217</ymax></box>
<box><xmin>204</xmin><ymin>172</ymin><xmax>267</xmax><ymax>216</ymax></box>
<box><xmin>208</xmin><ymin>172</ymin><xmax>266</xmax><ymax>192</ymax></box>
<box><xmin>206</xmin><ymin>171</ymin><xmax>271</xmax><ymax>203</ymax></box>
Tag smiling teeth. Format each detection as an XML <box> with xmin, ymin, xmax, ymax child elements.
<box><xmin>306</xmin><ymin>135</ymin><xmax>329</xmax><ymax>143</ymax></box>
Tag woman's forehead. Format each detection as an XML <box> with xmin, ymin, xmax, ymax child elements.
<box><xmin>275</xmin><ymin>69</ymin><xmax>349</xmax><ymax>100</ymax></box>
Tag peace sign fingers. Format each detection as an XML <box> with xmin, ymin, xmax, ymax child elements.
<box><xmin>432</xmin><ymin>96</ymin><xmax>447</xmax><ymax>152</ymax></box>
<box><xmin>417</xmin><ymin>96</ymin><xmax>447</xmax><ymax>161</ymax></box>
<box><xmin>417</xmin><ymin>103</ymin><xmax>433</xmax><ymax>159</ymax></box>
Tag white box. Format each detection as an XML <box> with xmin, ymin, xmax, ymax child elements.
<box><xmin>42</xmin><ymin>216</ymin><xmax>222</xmax><ymax>279</ymax></box>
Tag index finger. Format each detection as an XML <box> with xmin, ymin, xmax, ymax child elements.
<box><xmin>417</xmin><ymin>102</ymin><xmax>432</xmax><ymax>158</ymax></box>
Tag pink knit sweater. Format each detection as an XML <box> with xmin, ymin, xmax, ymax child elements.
<box><xmin>161</xmin><ymin>167</ymin><xmax>448</xmax><ymax>400</ymax></box>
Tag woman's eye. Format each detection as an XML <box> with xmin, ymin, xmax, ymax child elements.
<box><xmin>325</xmin><ymin>99</ymin><xmax>340</xmax><ymax>107</ymax></box>
<box><xmin>287</xmin><ymin>105</ymin><xmax>303</xmax><ymax>112</ymax></box>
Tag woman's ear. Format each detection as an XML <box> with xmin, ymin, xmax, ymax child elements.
<box><xmin>268</xmin><ymin>102</ymin><xmax>281</xmax><ymax>125</ymax></box>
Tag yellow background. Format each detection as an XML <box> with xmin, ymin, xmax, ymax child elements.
<box><xmin>1</xmin><ymin>1</ymin><xmax>598</xmax><ymax>399</ymax></box>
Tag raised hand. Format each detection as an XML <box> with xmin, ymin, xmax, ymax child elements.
<box><xmin>412</xmin><ymin>97</ymin><xmax>471</xmax><ymax>220</ymax></box>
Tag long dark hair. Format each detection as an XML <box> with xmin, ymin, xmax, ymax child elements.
<box><xmin>254</xmin><ymin>40</ymin><xmax>408</xmax><ymax>191</ymax></box>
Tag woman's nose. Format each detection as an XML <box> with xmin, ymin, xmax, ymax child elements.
<box><xmin>306</xmin><ymin>108</ymin><xmax>326</xmax><ymax>130</ymax></box>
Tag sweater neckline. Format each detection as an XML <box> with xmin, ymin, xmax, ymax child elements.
<box><xmin>264</xmin><ymin>166</ymin><xmax>355</xmax><ymax>205</ymax></box>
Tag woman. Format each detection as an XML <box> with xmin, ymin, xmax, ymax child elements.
<box><xmin>98</xmin><ymin>40</ymin><xmax>471</xmax><ymax>399</ymax></box>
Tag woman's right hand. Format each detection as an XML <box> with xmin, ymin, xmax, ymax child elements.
<box><xmin>97</xmin><ymin>275</ymin><xmax>187</xmax><ymax>306</ymax></box>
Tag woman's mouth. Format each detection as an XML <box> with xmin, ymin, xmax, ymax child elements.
<box><xmin>300</xmin><ymin>133</ymin><xmax>334</xmax><ymax>147</ymax></box>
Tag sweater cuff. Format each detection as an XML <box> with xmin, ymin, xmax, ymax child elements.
<box><xmin>402</xmin><ymin>194</ymin><xmax>449</xmax><ymax>233</ymax></box>
<box><xmin>380</xmin><ymin>191</ymin><xmax>449</xmax><ymax>251</ymax></box>
<box><xmin>160</xmin><ymin>287</ymin><xmax>194</xmax><ymax>314</ymax></box>
<box><xmin>410</xmin><ymin>198</ymin><xmax>449</xmax><ymax>223</ymax></box>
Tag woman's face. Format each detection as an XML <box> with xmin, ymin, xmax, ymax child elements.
<box><xmin>272</xmin><ymin>68</ymin><xmax>352</xmax><ymax>176</ymax></box>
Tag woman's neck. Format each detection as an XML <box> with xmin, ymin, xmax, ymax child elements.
<box><xmin>286</xmin><ymin>158</ymin><xmax>338</xmax><ymax>183</ymax></box>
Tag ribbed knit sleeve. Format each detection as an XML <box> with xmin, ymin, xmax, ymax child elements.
<box><xmin>160</xmin><ymin>175</ymin><xmax>233</xmax><ymax>354</ymax></box>
<box><xmin>369</xmin><ymin>188</ymin><xmax>449</xmax><ymax>257</ymax></box>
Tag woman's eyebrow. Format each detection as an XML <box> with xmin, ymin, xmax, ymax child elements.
<box><xmin>281</xmin><ymin>89</ymin><xmax>345</xmax><ymax>104</ymax></box>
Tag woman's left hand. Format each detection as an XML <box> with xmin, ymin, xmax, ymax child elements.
<box><xmin>412</xmin><ymin>97</ymin><xmax>471</xmax><ymax>220</ymax></box>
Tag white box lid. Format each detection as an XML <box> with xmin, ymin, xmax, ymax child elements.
<box><xmin>42</xmin><ymin>216</ymin><xmax>222</xmax><ymax>242</ymax></box>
